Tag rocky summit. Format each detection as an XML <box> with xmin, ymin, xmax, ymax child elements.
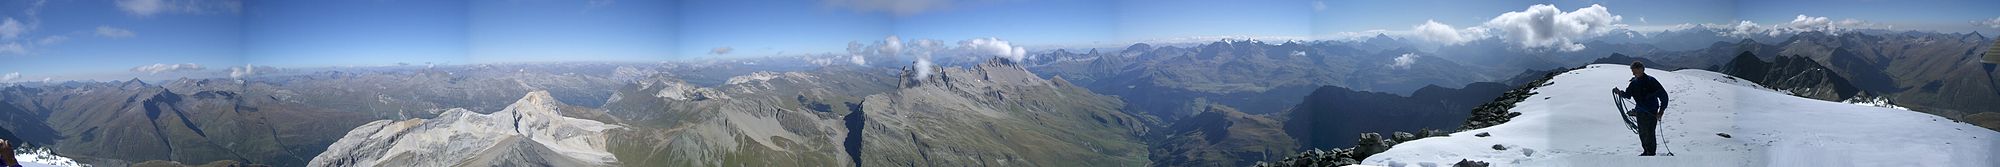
<box><xmin>308</xmin><ymin>91</ymin><xmax>623</xmax><ymax>167</ymax></box>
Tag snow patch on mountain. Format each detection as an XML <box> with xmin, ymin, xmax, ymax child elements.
<box><xmin>1362</xmin><ymin>64</ymin><xmax>2000</xmax><ymax>166</ymax></box>
<box><xmin>12</xmin><ymin>147</ymin><xmax>81</xmax><ymax>167</ymax></box>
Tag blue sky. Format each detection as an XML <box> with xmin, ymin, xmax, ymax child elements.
<box><xmin>1</xmin><ymin>0</ymin><xmax>1997</xmax><ymax>81</ymax></box>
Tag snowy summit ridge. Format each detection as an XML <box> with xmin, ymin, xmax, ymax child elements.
<box><xmin>1362</xmin><ymin>64</ymin><xmax>2000</xmax><ymax>167</ymax></box>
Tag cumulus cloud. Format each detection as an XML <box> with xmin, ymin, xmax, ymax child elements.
<box><xmin>1390</xmin><ymin>53</ymin><xmax>1419</xmax><ymax>69</ymax></box>
<box><xmin>116</xmin><ymin>0</ymin><xmax>243</xmax><ymax>17</ymax></box>
<box><xmin>1</xmin><ymin>72</ymin><xmax>18</xmax><ymax>81</ymax></box>
<box><xmin>850</xmin><ymin>55</ymin><xmax>867</xmax><ymax>66</ymax></box>
<box><xmin>709</xmin><ymin>47</ymin><xmax>733</xmax><ymax>55</ymax></box>
<box><xmin>229</xmin><ymin>65</ymin><xmax>252</xmax><ymax>78</ymax></box>
<box><xmin>1413</xmin><ymin>20</ymin><xmax>1488</xmax><ymax>44</ymax></box>
<box><xmin>821</xmin><ymin>0</ymin><xmax>953</xmax><ymax>16</ymax></box>
<box><xmin>1481</xmin><ymin>4</ymin><xmax>1621</xmax><ymax>52</ymax></box>
<box><xmin>96</xmin><ymin>26</ymin><xmax>136</xmax><ymax>38</ymax></box>
<box><xmin>958</xmin><ymin>37</ymin><xmax>1028</xmax><ymax>62</ymax></box>
<box><xmin>1976</xmin><ymin>17</ymin><xmax>2000</xmax><ymax>29</ymax></box>
<box><xmin>1787</xmin><ymin>15</ymin><xmax>1836</xmax><ymax>32</ymax></box>
<box><xmin>880</xmin><ymin>36</ymin><xmax>903</xmax><ymax>56</ymax></box>
<box><xmin>130</xmin><ymin>63</ymin><xmax>205</xmax><ymax>74</ymax></box>
<box><xmin>1</xmin><ymin>18</ymin><xmax>26</xmax><ymax>40</ymax></box>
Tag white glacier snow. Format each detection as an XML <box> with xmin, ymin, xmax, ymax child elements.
<box><xmin>12</xmin><ymin>147</ymin><xmax>82</xmax><ymax>167</ymax></box>
<box><xmin>1360</xmin><ymin>64</ymin><xmax>2000</xmax><ymax>167</ymax></box>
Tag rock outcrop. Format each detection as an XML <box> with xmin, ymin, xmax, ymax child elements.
<box><xmin>308</xmin><ymin>91</ymin><xmax>623</xmax><ymax>167</ymax></box>
<box><xmin>1462</xmin><ymin>66</ymin><xmax>1575</xmax><ymax>130</ymax></box>
<box><xmin>1253</xmin><ymin>130</ymin><xmax>1448</xmax><ymax>167</ymax></box>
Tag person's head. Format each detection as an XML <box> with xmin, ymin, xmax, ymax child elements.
<box><xmin>1630</xmin><ymin>61</ymin><xmax>1646</xmax><ymax>76</ymax></box>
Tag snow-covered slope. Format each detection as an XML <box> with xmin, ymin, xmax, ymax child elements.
<box><xmin>307</xmin><ymin>91</ymin><xmax>623</xmax><ymax>167</ymax></box>
<box><xmin>1362</xmin><ymin>64</ymin><xmax>2000</xmax><ymax>167</ymax></box>
<box><xmin>12</xmin><ymin>147</ymin><xmax>82</xmax><ymax>167</ymax></box>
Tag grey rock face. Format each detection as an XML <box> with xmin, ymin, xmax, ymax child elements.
<box><xmin>308</xmin><ymin>91</ymin><xmax>623</xmax><ymax>167</ymax></box>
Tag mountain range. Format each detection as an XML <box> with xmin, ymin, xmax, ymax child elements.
<box><xmin>0</xmin><ymin>29</ymin><xmax>1995</xmax><ymax>166</ymax></box>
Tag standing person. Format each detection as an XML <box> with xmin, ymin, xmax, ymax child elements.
<box><xmin>1613</xmin><ymin>61</ymin><xmax>1670</xmax><ymax>156</ymax></box>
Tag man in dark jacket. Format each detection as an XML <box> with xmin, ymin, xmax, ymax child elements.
<box><xmin>1613</xmin><ymin>61</ymin><xmax>1669</xmax><ymax>156</ymax></box>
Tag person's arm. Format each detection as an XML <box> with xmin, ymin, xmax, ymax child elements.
<box><xmin>1656</xmin><ymin>87</ymin><xmax>1670</xmax><ymax>111</ymax></box>
<box><xmin>1619</xmin><ymin>79</ymin><xmax>1648</xmax><ymax>98</ymax></box>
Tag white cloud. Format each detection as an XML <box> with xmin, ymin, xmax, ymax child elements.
<box><xmin>1413</xmin><ymin>20</ymin><xmax>1487</xmax><ymax>44</ymax></box>
<box><xmin>1976</xmin><ymin>17</ymin><xmax>2000</xmax><ymax>29</ymax></box>
<box><xmin>849</xmin><ymin>55</ymin><xmax>867</xmax><ymax>66</ymax></box>
<box><xmin>1390</xmin><ymin>53</ymin><xmax>1418</xmax><ymax>69</ymax></box>
<box><xmin>1718</xmin><ymin>20</ymin><xmax>1766</xmax><ymax>37</ymax></box>
<box><xmin>1311</xmin><ymin>1</ymin><xmax>1327</xmax><ymax>12</ymax></box>
<box><xmin>709</xmin><ymin>47</ymin><xmax>733</xmax><ymax>55</ymax></box>
<box><xmin>0</xmin><ymin>18</ymin><xmax>26</xmax><ymax>40</ymax></box>
<box><xmin>116</xmin><ymin>0</ymin><xmax>243</xmax><ymax>17</ymax></box>
<box><xmin>0</xmin><ymin>42</ymin><xmax>24</xmax><ymax>55</ymax></box>
<box><xmin>821</xmin><ymin>0</ymin><xmax>953</xmax><ymax>16</ymax></box>
<box><xmin>1</xmin><ymin>72</ymin><xmax>18</xmax><ymax>81</ymax></box>
<box><xmin>914</xmin><ymin>58</ymin><xmax>934</xmax><ymax>78</ymax></box>
<box><xmin>36</xmin><ymin>35</ymin><xmax>66</xmax><ymax>45</ymax></box>
<box><xmin>1836</xmin><ymin>18</ymin><xmax>1868</xmax><ymax>27</ymax></box>
<box><xmin>1481</xmin><ymin>4</ymin><xmax>1622</xmax><ymax>52</ymax></box>
<box><xmin>846</xmin><ymin>36</ymin><xmax>1027</xmax><ymax>66</ymax></box>
<box><xmin>96</xmin><ymin>26</ymin><xmax>136</xmax><ymax>38</ymax></box>
<box><xmin>130</xmin><ymin>63</ymin><xmax>205</xmax><ymax>74</ymax></box>
<box><xmin>1705</xmin><ymin>15</ymin><xmax>1876</xmax><ymax>38</ymax></box>
<box><xmin>229</xmin><ymin>64</ymin><xmax>251</xmax><ymax>78</ymax></box>
<box><xmin>228</xmin><ymin>64</ymin><xmax>278</xmax><ymax>78</ymax></box>
<box><xmin>880</xmin><ymin>35</ymin><xmax>903</xmax><ymax>56</ymax></box>
<box><xmin>958</xmin><ymin>37</ymin><xmax>1027</xmax><ymax>62</ymax></box>
<box><xmin>1787</xmin><ymin>15</ymin><xmax>1835</xmax><ymax>32</ymax></box>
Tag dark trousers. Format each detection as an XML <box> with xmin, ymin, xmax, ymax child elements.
<box><xmin>1634</xmin><ymin>107</ymin><xmax>1660</xmax><ymax>156</ymax></box>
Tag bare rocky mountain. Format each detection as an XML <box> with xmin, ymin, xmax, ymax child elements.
<box><xmin>1714</xmin><ymin>51</ymin><xmax>1862</xmax><ymax>101</ymax></box>
<box><xmin>598</xmin><ymin>58</ymin><xmax>1149</xmax><ymax>166</ymax></box>
<box><xmin>308</xmin><ymin>91</ymin><xmax>623</xmax><ymax>166</ymax></box>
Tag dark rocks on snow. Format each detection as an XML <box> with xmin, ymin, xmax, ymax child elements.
<box><xmin>1474</xmin><ymin>132</ymin><xmax>1490</xmax><ymax>137</ymax></box>
<box><xmin>1716</xmin><ymin>133</ymin><xmax>1732</xmax><ymax>138</ymax></box>
<box><xmin>1462</xmin><ymin>67</ymin><xmax>1578</xmax><ymax>130</ymax></box>
<box><xmin>1454</xmin><ymin>159</ymin><xmax>1491</xmax><ymax>167</ymax></box>
<box><xmin>1257</xmin><ymin>130</ymin><xmax>1452</xmax><ymax>167</ymax></box>
<box><xmin>1491</xmin><ymin>144</ymin><xmax>1506</xmax><ymax>150</ymax></box>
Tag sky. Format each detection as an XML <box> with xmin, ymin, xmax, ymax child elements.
<box><xmin>1</xmin><ymin>0</ymin><xmax>1997</xmax><ymax>81</ymax></box>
